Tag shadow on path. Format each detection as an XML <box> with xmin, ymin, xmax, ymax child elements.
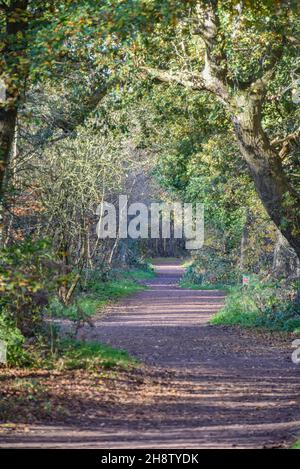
<box><xmin>0</xmin><ymin>259</ymin><xmax>299</xmax><ymax>448</ymax></box>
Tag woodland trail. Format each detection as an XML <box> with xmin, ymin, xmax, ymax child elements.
<box><xmin>1</xmin><ymin>260</ymin><xmax>300</xmax><ymax>448</ymax></box>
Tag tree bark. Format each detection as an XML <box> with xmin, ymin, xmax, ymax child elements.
<box><xmin>273</xmin><ymin>229</ymin><xmax>300</xmax><ymax>278</ymax></box>
<box><xmin>0</xmin><ymin>108</ymin><xmax>17</xmax><ymax>196</ymax></box>
<box><xmin>0</xmin><ymin>0</ymin><xmax>29</xmax><ymax>201</ymax></box>
<box><xmin>142</xmin><ymin>2</ymin><xmax>300</xmax><ymax>260</ymax></box>
<box><xmin>231</xmin><ymin>91</ymin><xmax>300</xmax><ymax>258</ymax></box>
<box><xmin>239</xmin><ymin>209</ymin><xmax>251</xmax><ymax>272</ymax></box>
<box><xmin>0</xmin><ymin>107</ymin><xmax>17</xmax><ymax>242</ymax></box>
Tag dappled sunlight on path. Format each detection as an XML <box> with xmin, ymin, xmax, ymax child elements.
<box><xmin>1</xmin><ymin>259</ymin><xmax>299</xmax><ymax>449</ymax></box>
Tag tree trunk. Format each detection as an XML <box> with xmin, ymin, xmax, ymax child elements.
<box><xmin>2</xmin><ymin>119</ymin><xmax>18</xmax><ymax>246</ymax></box>
<box><xmin>0</xmin><ymin>108</ymin><xmax>17</xmax><ymax>197</ymax></box>
<box><xmin>273</xmin><ymin>229</ymin><xmax>300</xmax><ymax>278</ymax></box>
<box><xmin>239</xmin><ymin>209</ymin><xmax>251</xmax><ymax>272</ymax></box>
<box><xmin>231</xmin><ymin>93</ymin><xmax>300</xmax><ymax>260</ymax></box>
<box><xmin>143</xmin><ymin>3</ymin><xmax>300</xmax><ymax>263</ymax></box>
<box><xmin>0</xmin><ymin>0</ymin><xmax>29</xmax><ymax>201</ymax></box>
<box><xmin>0</xmin><ymin>107</ymin><xmax>17</xmax><ymax>243</ymax></box>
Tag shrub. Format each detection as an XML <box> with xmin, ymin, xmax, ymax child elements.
<box><xmin>0</xmin><ymin>313</ymin><xmax>32</xmax><ymax>366</ymax></box>
<box><xmin>182</xmin><ymin>248</ymin><xmax>237</xmax><ymax>287</ymax></box>
<box><xmin>47</xmin><ymin>266</ymin><xmax>150</xmax><ymax>324</ymax></box>
<box><xmin>54</xmin><ymin>339</ymin><xmax>138</xmax><ymax>370</ymax></box>
<box><xmin>211</xmin><ymin>276</ymin><xmax>300</xmax><ymax>332</ymax></box>
<box><xmin>0</xmin><ymin>239</ymin><xmax>58</xmax><ymax>337</ymax></box>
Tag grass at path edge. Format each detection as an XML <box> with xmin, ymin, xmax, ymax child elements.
<box><xmin>49</xmin><ymin>266</ymin><xmax>155</xmax><ymax>321</ymax></box>
<box><xmin>291</xmin><ymin>438</ymin><xmax>300</xmax><ymax>449</ymax></box>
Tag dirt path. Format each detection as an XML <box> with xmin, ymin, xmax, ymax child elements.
<box><xmin>1</xmin><ymin>260</ymin><xmax>300</xmax><ymax>448</ymax></box>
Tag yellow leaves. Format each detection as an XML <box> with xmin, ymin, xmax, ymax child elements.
<box><xmin>17</xmin><ymin>280</ymin><xmax>30</xmax><ymax>288</ymax></box>
<box><xmin>84</xmin><ymin>18</ymin><xmax>94</xmax><ymax>26</ymax></box>
<box><xmin>292</xmin><ymin>227</ymin><xmax>300</xmax><ymax>238</ymax></box>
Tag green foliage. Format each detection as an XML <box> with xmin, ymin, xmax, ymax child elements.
<box><xmin>136</xmin><ymin>81</ymin><xmax>274</xmax><ymax>274</ymax></box>
<box><xmin>54</xmin><ymin>339</ymin><xmax>138</xmax><ymax>370</ymax></box>
<box><xmin>180</xmin><ymin>280</ymin><xmax>229</xmax><ymax>292</ymax></box>
<box><xmin>291</xmin><ymin>438</ymin><xmax>300</xmax><ymax>449</ymax></box>
<box><xmin>1</xmin><ymin>0</ymin><xmax>300</xmax><ymax>373</ymax></box>
<box><xmin>48</xmin><ymin>266</ymin><xmax>151</xmax><ymax>320</ymax></box>
<box><xmin>110</xmin><ymin>260</ymin><xmax>155</xmax><ymax>281</ymax></box>
<box><xmin>82</xmin><ymin>269</ymin><xmax>147</xmax><ymax>300</ymax></box>
<box><xmin>181</xmin><ymin>248</ymin><xmax>238</xmax><ymax>288</ymax></box>
<box><xmin>48</xmin><ymin>296</ymin><xmax>98</xmax><ymax>321</ymax></box>
<box><xmin>124</xmin><ymin>267</ymin><xmax>155</xmax><ymax>281</ymax></box>
<box><xmin>0</xmin><ymin>314</ymin><xmax>32</xmax><ymax>367</ymax></box>
<box><xmin>0</xmin><ymin>313</ymin><xmax>137</xmax><ymax>370</ymax></box>
<box><xmin>211</xmin><ymin>277</ymin><xmax>300</xmax><ymax>332</ymax></box>
<box><xmin>0</xmin><ymin>239</ymin><xmax>58</xmax><ymax>337</ymax></box>
<box><xmin>0</xmin><ymin>240</ymin><xmax>153</xmax><ymax>366</ymax></box>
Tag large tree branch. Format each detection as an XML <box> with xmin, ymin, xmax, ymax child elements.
<box><xmin>272</xmin><ymin>126</ymin><xmax>300</xmax><ymax>146</ymax></box>
<box><xmin>141</xmin><ymin>3</ymin><xmax>231</xmax><ymax>106</ymax></box>
<box><xmin>241</xmin><ymin>40</ymin><xmax>285</xmax><ymax>93</ymax></box>
<box><xmin>140</xmin><ymin>66</ymin><xmax>206</xmax><ymax>91</ymax></box>
<box><xmin>197</xmin><ymin>1</ymin><xmax>228</xmax><ymax>81</ymax></box>
<box><xmin>194</xmin><ymin>1</ymin><xmax>231</xmax><ymax>105</ymax></box>
<box><xmin>141</xmin><ymin>64</ymin><xmax>233</xmax><ymax>110</ymax></box>
<box><xmin>54</xmin><ymin>81</ymin><xmax>111</xmax><ymax>134</ymax></box>
<box><xmin>271</xmin><ymin>126</ymin><xmax>300</xmax><ymax>159</ymax></box>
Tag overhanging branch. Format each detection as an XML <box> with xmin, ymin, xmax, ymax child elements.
<box><xmin>271</xmin><ymin>126</ymin><xmax>300</xmax><ymax>159</ymax></box>
<box><xmin>140</xmin><ymin>67</ymin><xmax>206</xmax><ymax>91</ymax></box>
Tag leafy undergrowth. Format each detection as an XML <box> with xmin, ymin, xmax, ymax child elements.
<box><xmin>0</xmin><ymin>265</ymin><xmax>153</xmax><ymax>368</ymax></box>
<box><xmin>48</xmin><ymin>267</ymin><xmax>154</xmax><ymax>321</ymax></box>
<box><xmin>180</xmin><ymin>253</ymin><xmax>237</xmax><ymax>288</ymax></box>
<box><xmin>179</xmin><ymin>257</ymin><xmax>232</xmax><ymax>292</ymax></box>
<box><xmin>118</xmin><ymin>267</ymin><xmax>155</xmax><ymax>281</ymax></box>
<box><xmin>180</xmin><ymin>279</ymin><xmax>229</xmax><ymax>292</ymax></box>
<box><xmin>1</xmin><ymin>336</ymin><xmax>138</xmax><ymax>371</ymax></box>
<box><xmin>54</xmin><ymin>339</ymin><xmax>139</xmax><ymax>371</ymax></box>
<box><xmin>210</xmin><ymin>280</ymin><xmax>300</xmax><ymax>333</ymax></box>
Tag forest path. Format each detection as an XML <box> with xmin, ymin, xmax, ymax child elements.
<box><xmin>0</xmin><ymin>259</ymin><xmax>300</xmax><ymax>448</ymax></box>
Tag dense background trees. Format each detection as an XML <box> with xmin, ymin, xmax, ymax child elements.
<box><xmin>134</xmin><ymin>0</ymin><xmax>300</xmax><ymax>257</ymax></box>
<box><xmin>0</xmin><ymin>0</ymin><xmax>300</xmax><ymax>360</ymax></box>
